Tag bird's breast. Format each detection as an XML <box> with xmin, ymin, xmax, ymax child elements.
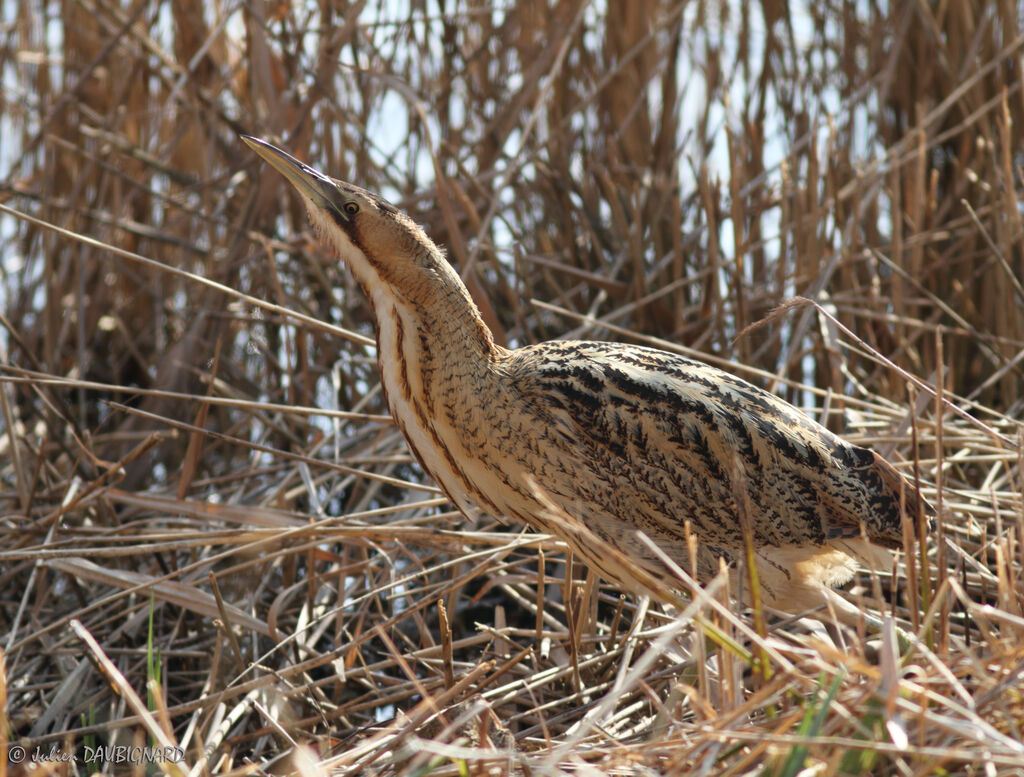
<box><xmin>372</xmin><ymin>297</ymin><xmax>520</xmax><ymax>520</ymax></box>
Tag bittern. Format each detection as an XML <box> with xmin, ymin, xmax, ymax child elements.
<box><xmin>243</xmin><ymin>135</ymin><xmax>934</xmax><ymax>620</ymax></box>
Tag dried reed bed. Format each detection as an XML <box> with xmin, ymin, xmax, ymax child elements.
<box><xmin>1</xmin><ymin>1</ymin><xmax>1023</xmax><ymax>774</ymax></box>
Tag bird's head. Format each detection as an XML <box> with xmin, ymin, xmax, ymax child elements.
<box><xmin>242</xmin><ymin>135</ymin><xmax>461</xmax><ymax>310</ymax></box>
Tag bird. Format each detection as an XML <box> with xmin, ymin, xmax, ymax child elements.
<box><xmin>242</xmin><ymin>135</ymin><xmax>934</xmax><ymax>621</ymax></box>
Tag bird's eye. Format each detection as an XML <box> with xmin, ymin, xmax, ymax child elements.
<box><xmin>344</xmin><ymin>201</ymin><xmax>360</xmax><ymax>216</ymax></box>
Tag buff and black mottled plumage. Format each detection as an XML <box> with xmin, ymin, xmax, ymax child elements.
<box><xmin>244</xmin><ymin>136</ymin><xmax>934</xmax><ymax>619</ymax></box>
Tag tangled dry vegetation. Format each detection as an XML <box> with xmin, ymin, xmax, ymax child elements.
<box><xmin>2</xmin><ymin>1</ymin><xmax>1024</xmax><ymax>775</ymax></box>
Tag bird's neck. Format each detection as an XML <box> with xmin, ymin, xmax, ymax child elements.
<box><xmin>363</xmin><ymin>256</ymin><xmax>498</xmax><ymax>395</ymax></box>
<box><xmin>365</xmin><ymin>260</ymin><xmax>504</xmax><ymax>507</ymax></box>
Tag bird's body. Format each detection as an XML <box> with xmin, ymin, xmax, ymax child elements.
<box><xmin>244</xmin><ymin>136</ymin><xmax>933</xmax><ymax>616</ymax></box>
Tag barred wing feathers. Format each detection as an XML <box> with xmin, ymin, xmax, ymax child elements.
<box><xmin>507</xmin><ymin>341</ymin><xmax>932</xmax><ymax>555</ymax></box>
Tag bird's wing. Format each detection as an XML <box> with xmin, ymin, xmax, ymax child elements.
<box><xmin>507</xmin><ymin>341</ymin><xmax>930</xmax><ymax>550</ymax></box>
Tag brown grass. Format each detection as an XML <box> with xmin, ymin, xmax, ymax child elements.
<box><xmin>2</xmin><ymin>1</ymin><xmax>1024</xmax><ymax>774</ymax></box>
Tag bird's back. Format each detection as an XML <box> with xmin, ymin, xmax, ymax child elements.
<box><xmin>483</xmin><ymin>340</ymin><xmax>932</xmax><ymax>606</ymax></box>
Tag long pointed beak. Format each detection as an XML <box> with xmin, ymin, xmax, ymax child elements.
<box><xmin>241</xmin><ymin>135</ymin><xmax>347</xmax><ymax>219</ymax></box>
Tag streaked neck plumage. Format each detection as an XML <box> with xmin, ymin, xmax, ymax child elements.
<box><xmin>303</xmin><ymin>188</ymin><xmax>498</xmax><ymax>371</ymax></box>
